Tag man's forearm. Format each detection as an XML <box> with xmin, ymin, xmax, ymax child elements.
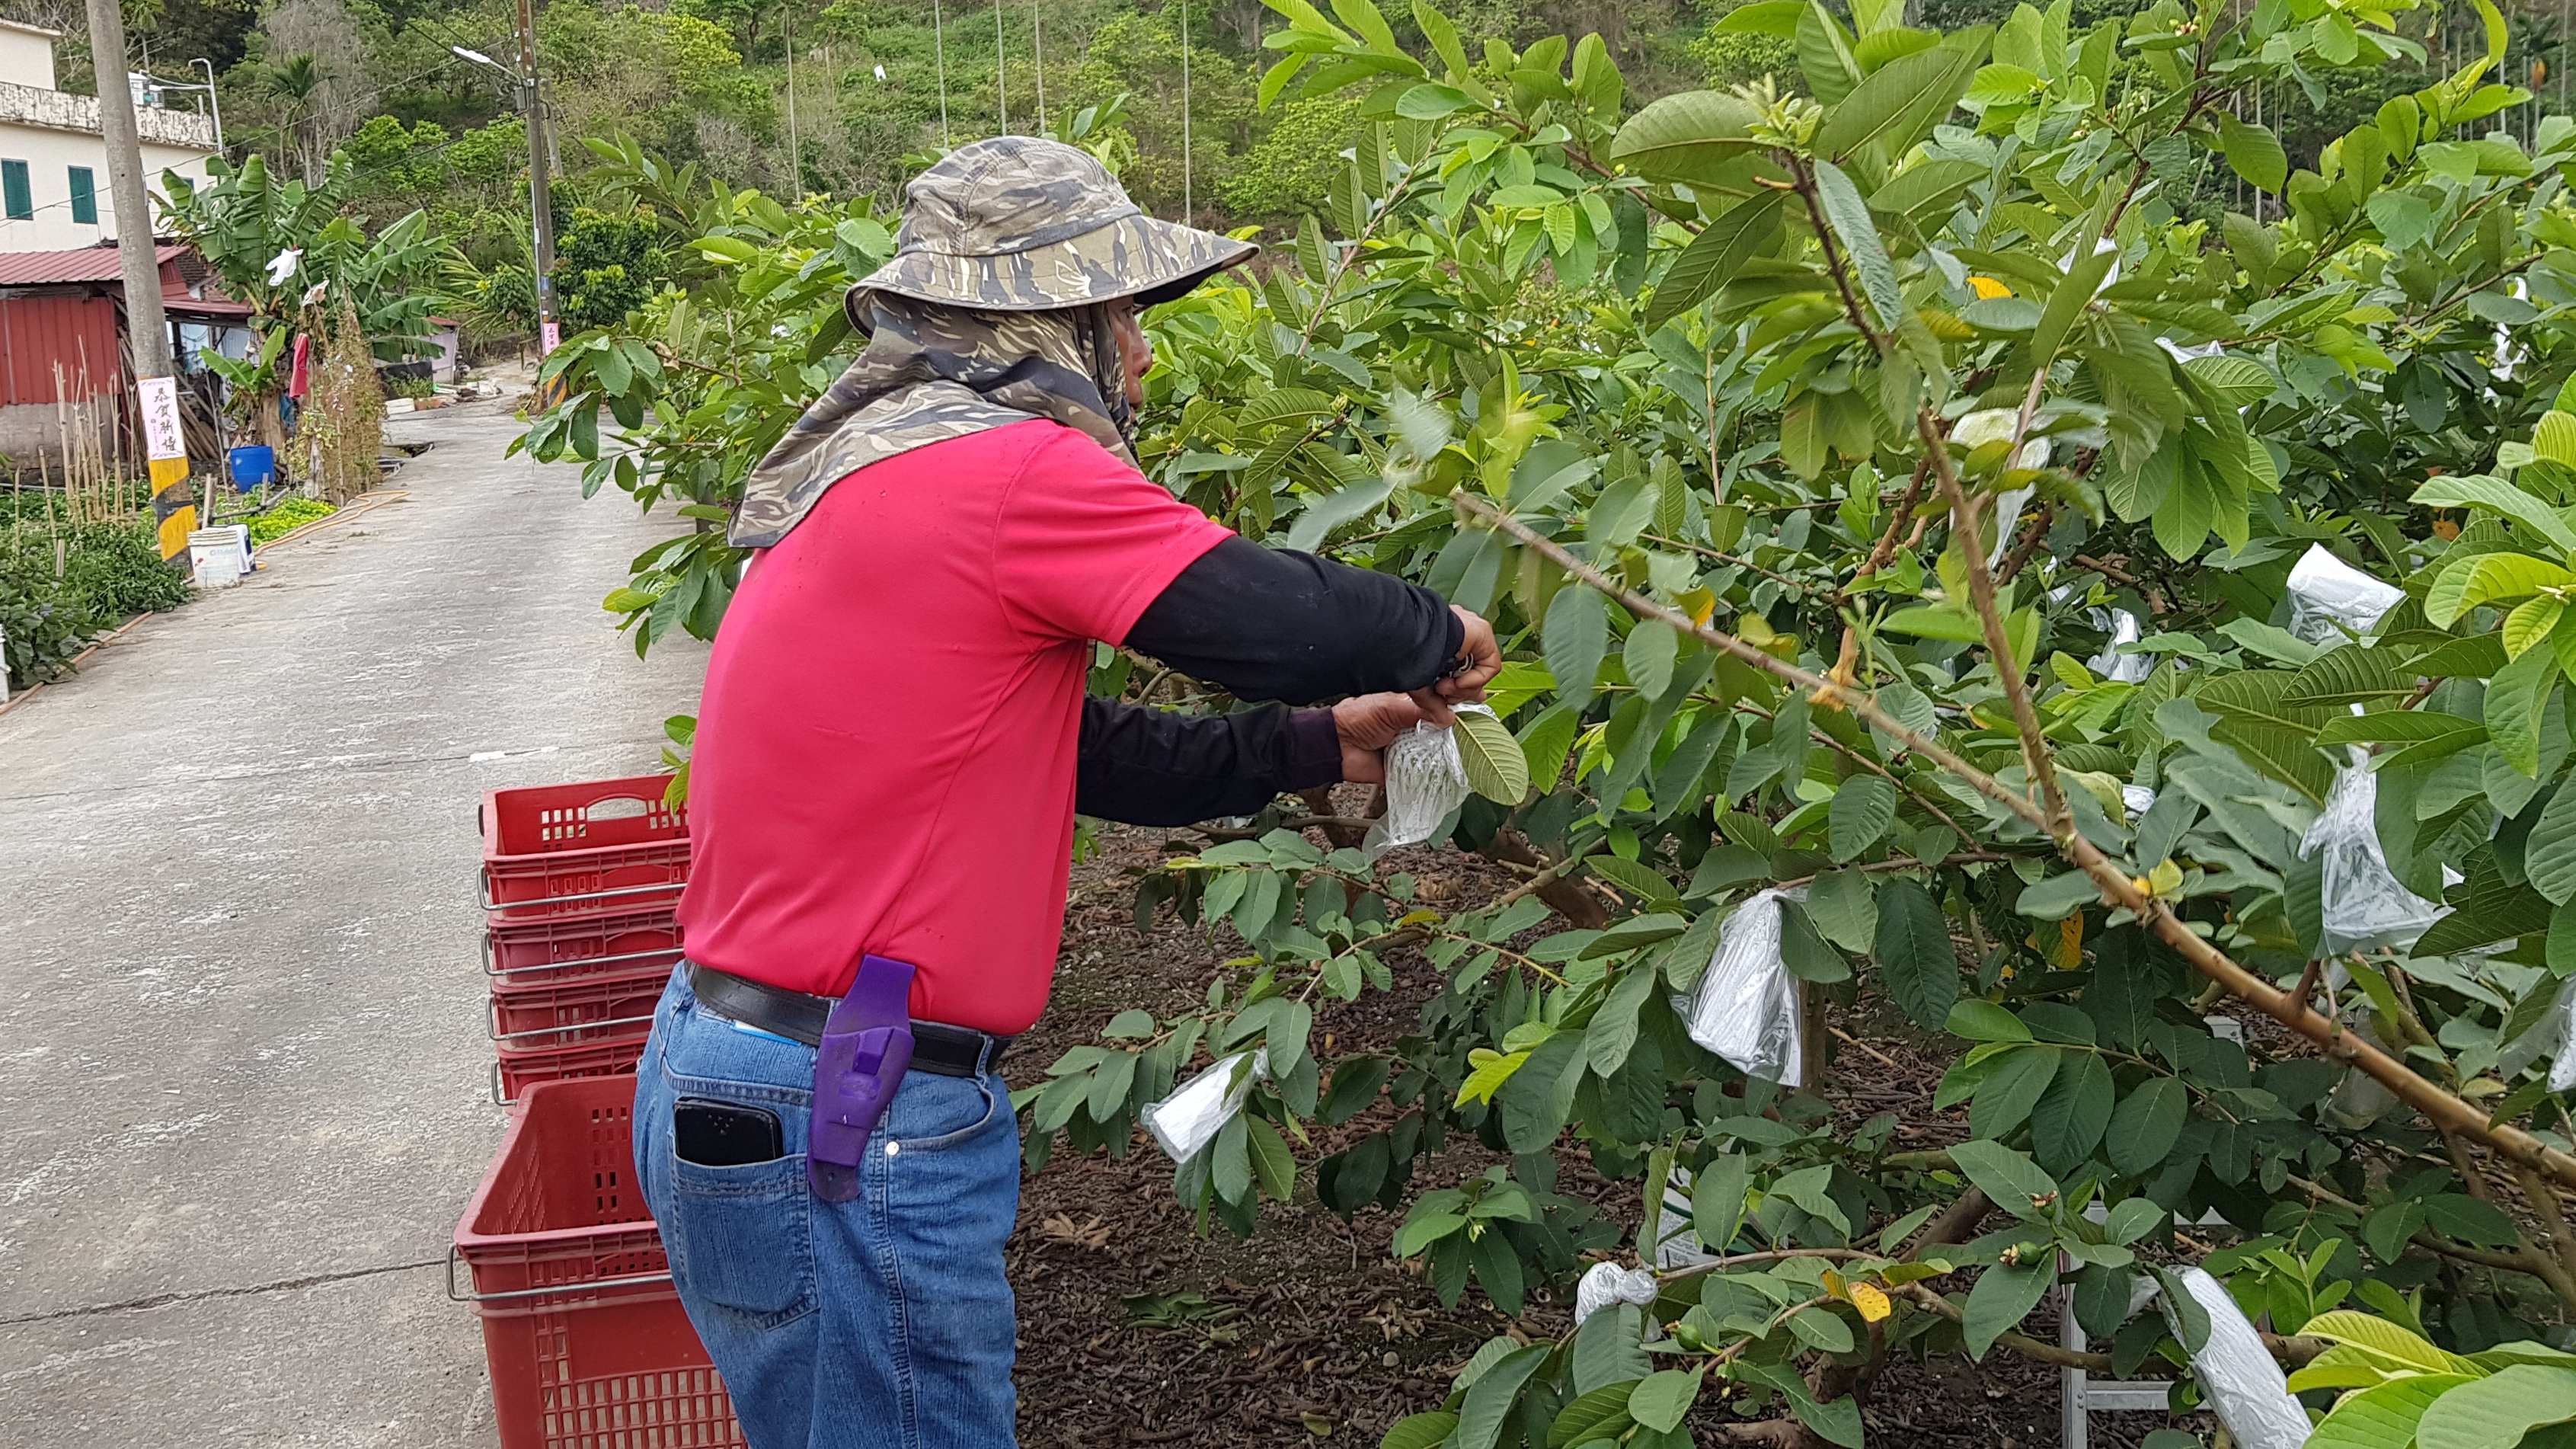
<box><xmin>1074</xmin><ymin>697</ymin><xmax>1341</xmax><ymax>826</ymax></box>
<box><xmin>1124</xmin><ymin>536</ymin><xmax>1462</xmax><ymax>704</ymax></box>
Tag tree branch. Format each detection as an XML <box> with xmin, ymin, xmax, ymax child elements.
<box><xmin>1454</xmin><ymin>490</ymin><xmax>2576</xmax><ymax>1195</ymax></box>
<box><xmin>1916</xmin><ymin>405</ymin><xmax>2071</xmax><ymax>837</ymax></box>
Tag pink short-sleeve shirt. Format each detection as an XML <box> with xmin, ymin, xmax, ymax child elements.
<box><xmin>676</xmin><ymin>419</ymin><xmax>1232</xmax><ymax>1034</ymax></box>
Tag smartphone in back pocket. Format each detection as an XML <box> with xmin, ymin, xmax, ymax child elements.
<box><xmin>673</xmin><ymin>1098</ymin><xmax>785</xmax><ymax>1166</ymax></box>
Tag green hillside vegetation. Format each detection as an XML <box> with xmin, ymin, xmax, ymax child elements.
<box><xmin>9</xmin><ymin>0</ymin><xmax>2573</xmax><ymax>341</ymax></box>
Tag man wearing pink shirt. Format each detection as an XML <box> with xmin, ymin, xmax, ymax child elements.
<box><xmin>632</xmin><ymin>137</ymin><xmax>1499</xmax><ymax>1449</ymax></box>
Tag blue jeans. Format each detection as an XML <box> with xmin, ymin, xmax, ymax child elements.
<box><xmin>632</xmin><ymin>966</ymin><xmax>1022</xmax><ymax>1449</ymax></box>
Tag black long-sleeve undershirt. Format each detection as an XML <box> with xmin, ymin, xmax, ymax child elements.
<box><xmin>1072</xmin><ymin>538</ymin><xmax>1463</xmax><ymax>826</ymax></box>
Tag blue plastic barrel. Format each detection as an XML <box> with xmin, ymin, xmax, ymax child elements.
<box><xmin>228</xmin><ymin>445</ymin><xmax>276</xmax><ymax>491</ymax></box>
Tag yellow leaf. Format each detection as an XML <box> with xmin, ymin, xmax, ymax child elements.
<box><xmin>1850</xmin><ymin>1282</ymin><xmax>1893</xmax><ymax>1322</ymax></box>
<box><xmin>1454</xmin><ymin>1048</ymin><xmax>1532</xmax><ymax>1107</ymax></box>
<box><xmin>2537</xmin><ymin>411</ymin><xmax>2576</xmax><ymax>469</ymax></box>
<box><xmin>1969</xmin><ymin>276</ymin><xmax>2013</xmax><ymax>299</ymax></box>
<box><xmin>2058</xmin><ymin>914</ymin><xmax>2085</xmax><ymax>969</ymax></box>
<box><xmin>2147</xmin><ymin>858</ymin><xmax>2185</xmax><ymax>896</ymax></box>
<box><xmin>2504</xmin><ymin>595</ymin><xmax>2565</xmax><ymax>659</ymax></box>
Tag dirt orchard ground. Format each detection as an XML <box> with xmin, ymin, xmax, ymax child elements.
<box><xmin>1004</xmin><ymin>814</ymin><xmax>2207</xmax><ymax>1448</ymax></box>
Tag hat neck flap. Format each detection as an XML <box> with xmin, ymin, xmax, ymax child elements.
<box><xmin>731</xmin><ymin>292</ymin><xmax>1137</xmax><ymax>550</ymax></box>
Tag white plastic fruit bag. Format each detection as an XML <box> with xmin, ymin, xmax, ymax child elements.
<box><xmin>1363</xmin><ymin>704</ymin><xmax>1495</xmax><ymax>859</ymax></box>
<box><xmin>1574</xmin><ymin>1262</ymin><xmax>1663</xmax><ymax>1326</ymax></box>
<box><xmin>2086</xmin><ymin>606</ymin><xmax>2151</xmax><ymax>683</ymax></box>
<box><xmin>2320</xmin><ymin>961</ymin><xmax>2399</xmax><ymax>1129</ymax></box>
<box><xmin>1677</xmin><ymin>888</ymin><xmax>1805</xmax><ymax>1086</ymax></box>
<box><xmin>1139</xmin><ymin>1049</ymin><xmax>1267</xmax><ymax>1161</ymax></box>
<box><xmin>1948</xmin><ymin>408</ymin><xmax>2050</xmax><ymax>570</ymax></box>
<box><xmin>2153</xmin><ymin>1267</ymin><xmax>2313</xmax><ymax>1449</ymax></box>
<box><xmin>2497</xmin><ymin>975</ymin><xmax>2576</xmax><ymax>1093</ymax></box>
<box><xmin>2300</xmin><ymin>760</ymin><xmax>2445</xmax><ymax>956</ymax></box>
<box><xmin>2321</xmin><ymin>1007</ymin><xmax>2398</xmax><ymax>1128</ymax></box>
<box><xmin>2285</xmin><ymin>542</ymin><xmax>2402</xmax><ymax>645</ymax></box>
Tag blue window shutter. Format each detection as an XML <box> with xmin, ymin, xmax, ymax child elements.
<box><xmin>68</xmin><ymin>166</ymin><xmax>95</xmax><ymax>225</ymax></box>
<box><xmin>1</xmin><ymin>161</ymin><xmax>30</xmax><ymax>220</ymax></box>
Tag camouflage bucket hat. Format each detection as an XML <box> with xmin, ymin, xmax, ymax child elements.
<box><xmin>849</xmin><ymin>135</ymin><xmax>1258</xmax><ymax>321</ymax></box>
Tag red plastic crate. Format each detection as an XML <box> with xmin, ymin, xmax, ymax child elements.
<box><xmin>494</xmin><ymin>1032</ymin><xmax>654</xmax><ymax>1105</ymax></box>
<box><xmin>491</xmin><ymin>971</ymin><xmax>670</xmax><ymax>1049</ymax></box>
<box><xmin>451</xmin><ymin>1076</ymin><xmax>743</xmax><ymax>1449</ymax></box>
<box><xmin>484</xmin><ymin>907</ymin><xmax>686</xmax><ymax>988</ymax></box>
<box><xmin>481</xmin><ymin>776</ymin><xmax>691</xmax><ymax>921</ymax></box>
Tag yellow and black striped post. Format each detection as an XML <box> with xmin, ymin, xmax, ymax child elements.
<box><xmin>136</xmin><ymin>376</ymin><xmax>194</xmax><ymax>561</ymax></box>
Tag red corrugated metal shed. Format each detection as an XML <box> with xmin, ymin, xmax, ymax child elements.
<box><xmin>0</xmin><ymin>294</ymin><xmax>123</xmax><ymax>407</ymax></box>
<box><xmin>0</xmin><ymin>245</ymin><xmax>187</xmax><ymax>287</ymax></box>
<box><xmin>0</xmin><ymin>244</ymin><xmax>251</xmax><ymax>404</ymax></box>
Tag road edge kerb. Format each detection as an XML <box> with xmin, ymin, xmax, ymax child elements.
<box><xmin>0</xmin><ymin>488</ymin><xmax>414</xmax><ymax>722</ymax></box>
<box><xmin>0</xmin><ymin>610</ymin><xmax>154</xmax><ymax>719</ymax></box>
<box><xmin>255</xmin><ymin>488</ymin><xmax>413</xmax><ymax>552</ymax></box>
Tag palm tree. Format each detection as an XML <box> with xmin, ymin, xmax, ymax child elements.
<box><xmin>261</xmin><ymin>53</ymin><xmax>333</xmax><ymax>183</ymax></box>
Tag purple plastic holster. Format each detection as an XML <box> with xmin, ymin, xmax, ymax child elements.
<box><xmin>807</xmin><ymin>953</ymin><xmax>917</xmax><ymax>1203</ymax></box>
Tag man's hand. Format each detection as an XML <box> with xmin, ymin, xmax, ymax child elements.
<box><xmin>1332</xmin><ymin>693</ymin><xmax>1427</xmax><ymax>784</ymax></box>
<box><xmin>1411</xmin><ymin>606</ymin><xmax>1501</xmax><ymax>726</ymax></box>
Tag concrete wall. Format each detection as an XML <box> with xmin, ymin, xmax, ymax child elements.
<box><xmin>0</xmin><ymin>21</ymin><xmax>56</xmax><ymax>91</ymax></box>
<box><xmin>0</xmin><ymin>119</ymin><xmax>215</xmax><ymax>250</ymax></box>
<box><xmin>0</xmin><ymin>22</ymin><xmax>216</xmax><ymax>252</ymax></box>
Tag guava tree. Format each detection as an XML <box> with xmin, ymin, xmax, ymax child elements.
<box><xmin>520</xmin><ymin>0</ymin><xmax>2576</xmax><ymax>1438</ymax></box>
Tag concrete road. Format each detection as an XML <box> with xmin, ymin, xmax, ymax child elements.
<box><xmin>0</xmin><ymin>400</ymin><xmax>706</xmax><ymax>1447</ymax></box>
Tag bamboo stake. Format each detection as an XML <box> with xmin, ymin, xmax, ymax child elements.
<box><xmin>1453</xmin><ymin>490</ymin><xmax>2576</xmax><ymax>1194</ymax></box>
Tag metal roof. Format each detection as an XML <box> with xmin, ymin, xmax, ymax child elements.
<box><xmin>0</xmin><ymin>245</ymin><xmax>187</xmax><ymax>287</ymax></box>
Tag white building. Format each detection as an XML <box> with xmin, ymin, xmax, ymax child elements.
<box><xmin>0</xmin><ymin>20</ymin><xmax>217</xmax><ymax>252</ymax></box>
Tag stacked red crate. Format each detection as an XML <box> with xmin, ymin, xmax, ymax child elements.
<box><xmin>480</xmin><ymin>776</ymin><xmax>689</xmax><ymax>1103</ymax></box>
<box><xmin>452</xmin><ymin>1076</ymin><xmax>746</xmax><ymax>1447</ymax></box>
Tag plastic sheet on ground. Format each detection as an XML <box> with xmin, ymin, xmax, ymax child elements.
<box><xmin>2285</xmin><ymin>543</ymin><xmax>2403</xmax><ymax>645</ymax></box>
<box><xmin>1363</xmin><ymin>705</ymin><xmax>1493</xmax><ymax>859</ymax></box>
<box><xmin>2300</xmin><ymin>763</ymin><xmax>2446</xmax><ymax>957</ymax></box>
<box><xmin>1677</xmin><ymin>888</ymin><xmax>1806</xmax><ymax>1086</ymax></box>
<box><xmin>2152</xmin><ymin>1267</ymin><xmax>2314</xmax><ymax>1449</ymax></box>
<box><xmin>1574</xmin><ymin>1262</ymin><xmax>1663</xmax><ymax>1326</ymax></box>
<box><xmin>1139</xmin><ymin>1049</ymin><xmax>1267</xmax><ymax>1162</ymax></box>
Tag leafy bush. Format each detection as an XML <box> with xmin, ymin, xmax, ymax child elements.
<box><xmin>58</xmin><ymin>523</ymin><xmax>191</xmax><ymax>619</ymax></box>
<box><xmin>525</xmin><ymin>0</ymin><xmax>2576</xmax><ymax>1437</ymax></box>
<box><xmin>246</xmin><ymin>497</ymin><xmax>337</xmax><ymax>544</ymax></box>
<box><xmin>0</xmin><ymin>548</ymin><xmax>94</xmax><ymax>694</ymax></box>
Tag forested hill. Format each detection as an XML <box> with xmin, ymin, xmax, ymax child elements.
<box><xmin>3</xmin><ymin>0</ymin><xmax>2573</xmax><ymax>336</ymax></box>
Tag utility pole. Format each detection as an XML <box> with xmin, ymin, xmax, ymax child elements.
<box><xmin>783</xmin><ymin>0</ymin><xmax>798</xmax><ymax>193</ymax></box>
<box><xmin>515</xmin><ymin>0</ymin><xmax>558</xmax><ymax>353</ymax></box>
<box><xmin>85</xmin><ymin>0</ymin><xmax>171</xmax><ymax>379</ymax></box>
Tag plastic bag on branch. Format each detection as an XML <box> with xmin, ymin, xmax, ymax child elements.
<box><xmin>1574</xmin><ymin>1262</ymin><xmax>1663</xmax><ymax>1326</ymax></box>
<box><xmin>1677</xmin><ymin>888</ymin><xmax>1806</xmax><ymax>1087</ymax></box>
<box><xmin>2300</xmin><ymin>761</ymin><xmax>2446</xmax><ymax>957</ymax></box>
<box><xmin>1363</xmin><ymin>705</ymin><xmax>1496</xmax><ymax>859</ymax></box>
<box><xmin>2319</xmin><ymin>961</ymin><xmax>2400</xmax><ymax>1129</ymax></box>
<box><xmin>1950</xmin><ymin>408</ymin><xmax>2049</xmax><ymax>571</ymax></box>
<box><xmin>1139</xmin><ymin>1049</ymin><xmax>1267</xmax><ymax>1161</ymax></box>
<box><xmin>2498</xmin><ymin>976</ymin><xmax>2576</xmax><ymax>1093</ymax></box>
<box><xmin>2285</xmin><ymin>543</ymin><xmax>2402</xmax><ymax>645</ymax></box>
<box><xmin>2086</xmin><ymin>606</ymin><xmax>2152</xmax><ymax>684</ymax></box>
<box><xmin>2149</xmin><ymin>1267</ymin><xmax>2312</xmax><ymax>1449</ymax></box>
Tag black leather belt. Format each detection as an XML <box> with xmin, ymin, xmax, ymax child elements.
<box><xmin>686</xmin><ymin>963</ymin><xmax>1009</xmax><ymax>1077</ymax></box>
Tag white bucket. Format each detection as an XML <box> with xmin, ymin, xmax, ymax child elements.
<box><xmin>188</xmin><ymin>525</ymin><xmax>251</xmax><ymax>588</ymax></box>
